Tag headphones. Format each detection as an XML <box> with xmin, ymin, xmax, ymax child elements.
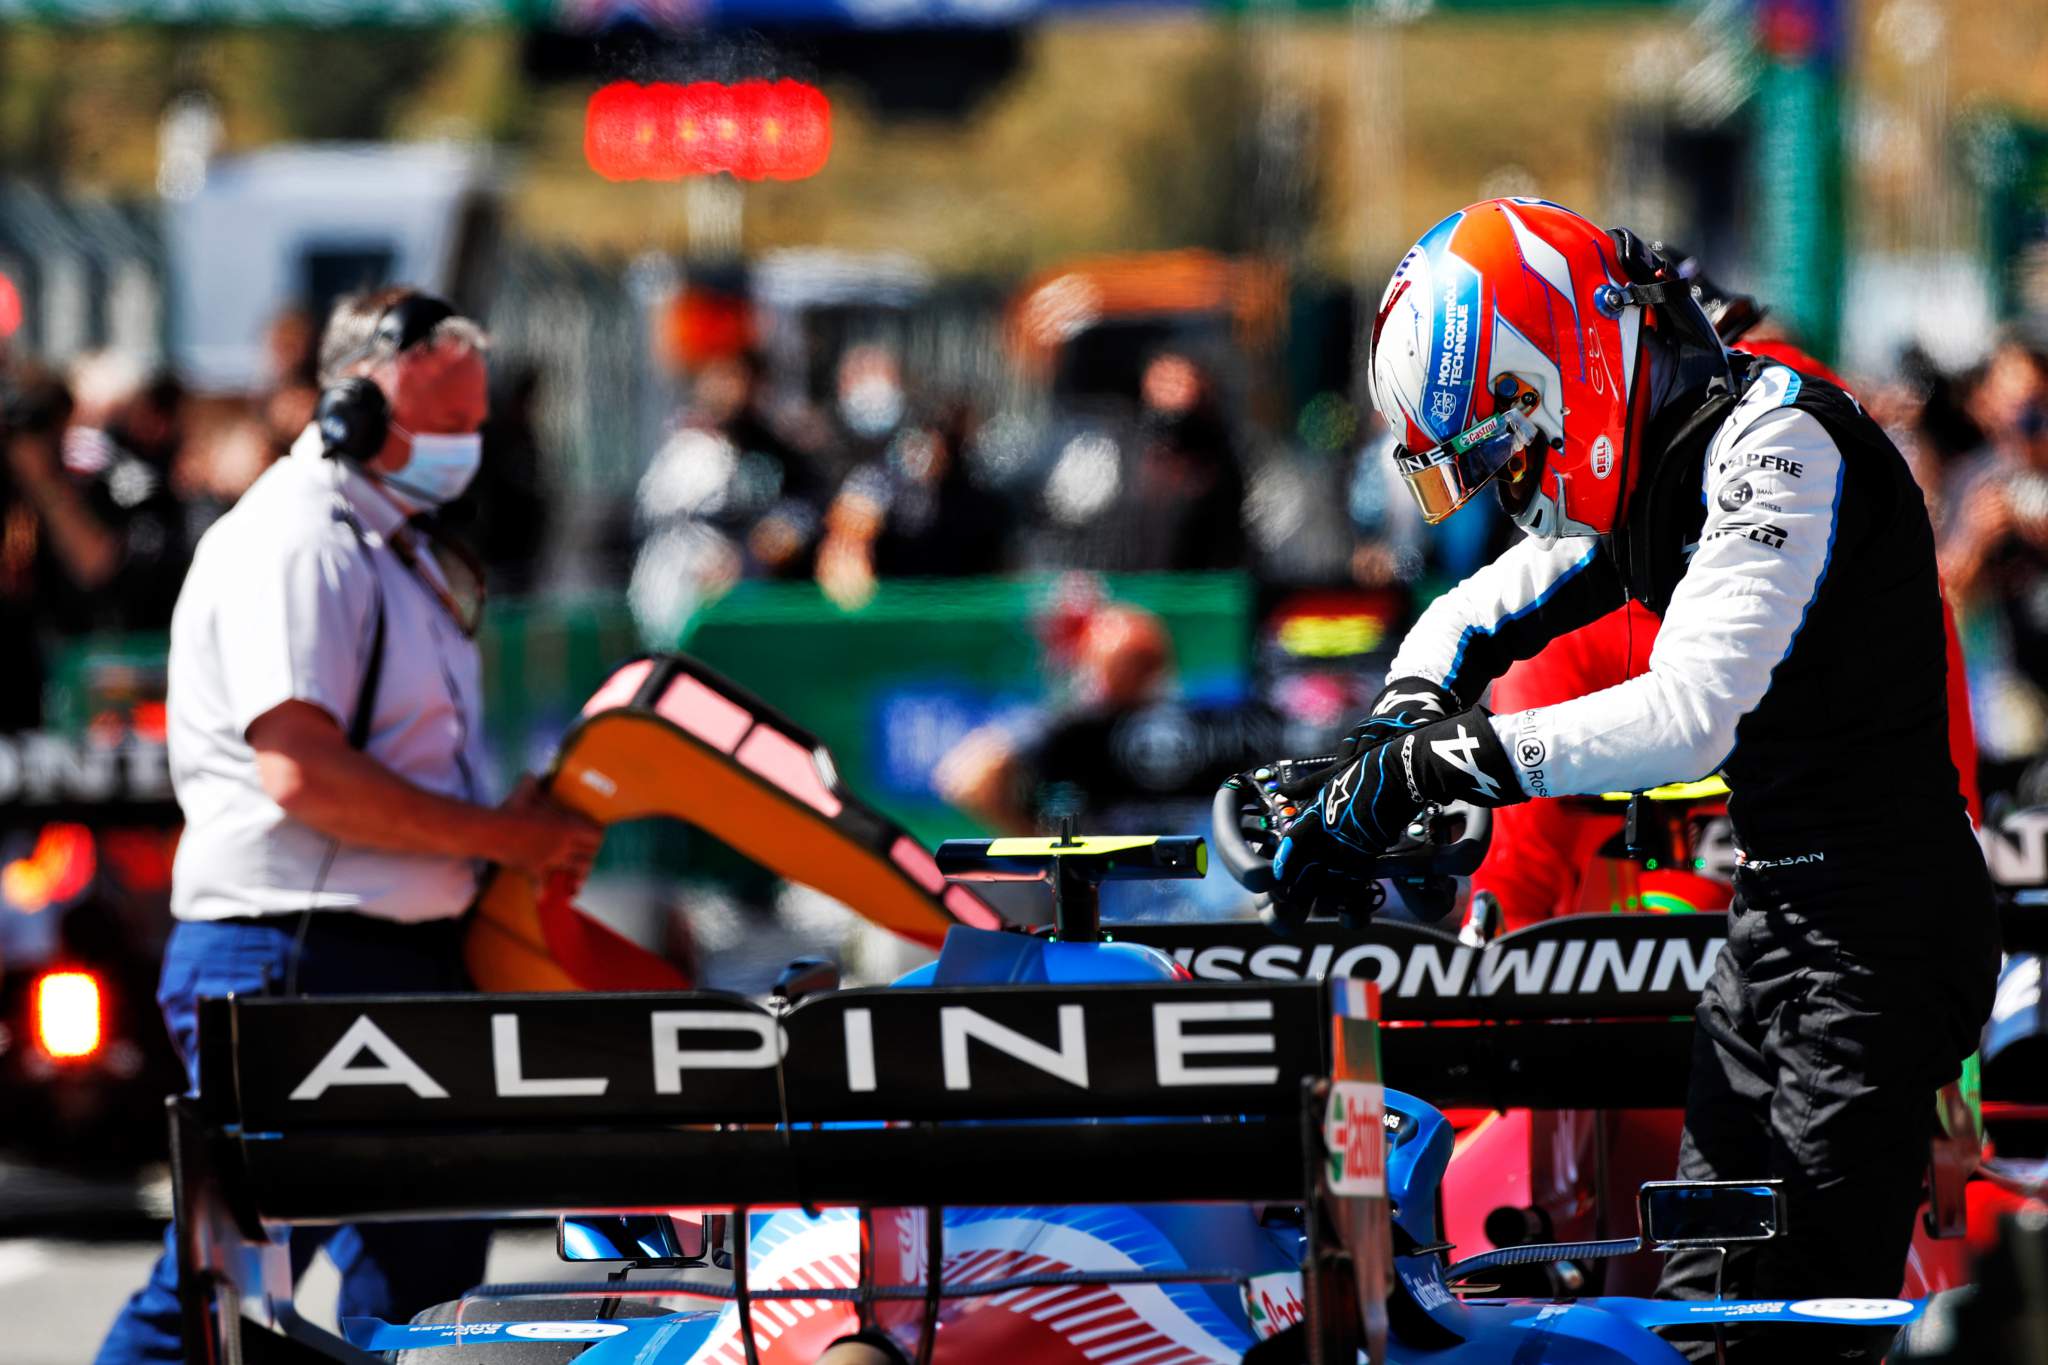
<box><xmin>315</xmin><ymin>292</ymin><xmax>458</xmax><ymax>463</ymax></box>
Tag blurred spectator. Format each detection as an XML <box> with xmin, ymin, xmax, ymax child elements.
<box><xmin>1</xmin><ymin>353</ymin><xmax>192</xmax><ymax>649</ymax></box>
<box><xmin>442</xmin><ymin>363</ymin><xmax>552</xmax><ymax>594</ymax></box>
<box><xmin>62</xmin><ymin>350</ymin><xmax>149</xmax><ymax>475</ymax></box>
<box><xmin>41</xmin><ymin>353</ymin><xmax>194</xmax><ymax>634</ymax></box>
<box><xmin>1901</xmin><ymin>343</ymin><xmax>1986</xmax><ymax>469</ymax></box>
<box><xmin>1112</xmin><ymin>351</ymin><xmax>1247</xmax><ymax>571</ymax></box>
<box><xmin>629</xmin><ymin>351</ymin><xmax>830</xmax><ymax>642</ymax></box>
<box><xmin>828</xmin><ymin>343</ymin><xmax>909</xmax><ymax>475</ymax></box>
<box><xmin>937</xmin><ymin>595</ymin><xmax>1279</xmax><ymax>835</ymax></box>
<box><xmin>0</xmin><ymin>363</ymin><xmax>77</xmax><ymax>728</ymax></box>
<box><xmin>1939</xmin><ymin>333</ymin><xmax>2048</xmax><ymax>780</ymax></box>
<box><xmin>815</xmin><ymin>402</ymin><xmax>1012</xmax><ymax>608</ymax></box>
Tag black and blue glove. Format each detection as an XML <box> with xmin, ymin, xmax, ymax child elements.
<box><xmin>1363</xmin><ymin>675</ymin><xmax>1459</xmax><ymax>732</ymax></box>
<box><xmin>1274</xmin><ymin>706</ymin><xmax>1521</xmax><ymax>905</ymax></box>
<box><xmin>1327</xmin><ymin>676</ymin><xmax>1460</xmax><ymax>772</ymax></box>
<box><xmin>1272</xmin><ymin>677</ymin><xmax>1460</xmax><ymax>806</ymax></box>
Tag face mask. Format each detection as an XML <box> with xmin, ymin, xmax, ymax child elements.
<box><xmin>383</xmin><ymin>426</ymin><xmax>483</xmax><ymax>506</ymax></box>
<box><xmin>840</xmin><ymin>380</ymin><xmax>904</xmax><ymax>439</ymax></box>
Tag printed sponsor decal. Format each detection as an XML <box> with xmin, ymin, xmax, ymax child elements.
<box><xmin>275</xmin><ymin>989</ymin><xmax>1302</xmax><ymax>1110</ymax></box>
<box><xmin>1705</xmin><ymin>520</ymin><xmax>1788</xmax><ymax>550</ymax></box>
<box><xmin>1399</xmin><ymin>1265</ymin><xmax>1455</xmax><ymax>1312</ymax></box>
<box><xmin>1515</xmin><ymin>712</ymin><xmax>1548</xmax><ymax>798</ymax></box>
<box><xmin>1691</xmin><ymin>1301</ymin><xmax>1785</xmax><ymax>1317</ymax></box>
<box><xmin>1242</xmin><ymin>1271</ymin><xmax>1306</xmax><ymax>1341</ymax></box>
<box><xmin>1155</xmin><ymin>928</ymin><xmax>1725</xmax><ymax>1005</ymax></box>
<box><xmin>1325</xmin><ymin>1079</ymin><xmax>1387</xmax><ymax>1196</ymax></box>
<box><xmin>1323</xmin><ymin>758</ymin><xmax>1362</xmax><ymax>823</ymax></box>
<box><xmin>0</xmin><ymin>732</ymin><xmax>173</xmax><ymax>807</ymax></box>
<box><xmin>505</xmin><ymin>1322</ymin><xmax>631</xmax><ymax>1340</ymax></box>
<box><xmin>1713</xmin><ymin>452</ymin><xmax>1805</xmax><ymax>479</ymax></box>
<box><xmin>1734</xmin><ymin>849</ymin><xmax>1824</xmax><ymax>870</ymax></box>
<box><xmin>1589</xmin><ymin>435</ymin><xmax>1614</xmax><ymax>479</ymax></box>
<box><xmin>1419</xmin><ymin>256</ymin><xmax>1479</xmax><ymax>439</ymax></box>
<box><xmin>1741</xmin><ymin>452</ymin><xmax>1804</xmax><ymax>477</ymax></box>
<box><xmin>1717</xmin><ymin>478</ymin><xmax>1754</xmax><ymax>513</ymax></box>
<box><xmin>1788</xmin><ymin>1298</ymin><xmax>1914</xmax><ymax>1321</ymax></box>
<box><xmin>408</xmin><ymin>1323</ymin><xmax>504</xmax><ymax>1337</ymax></box>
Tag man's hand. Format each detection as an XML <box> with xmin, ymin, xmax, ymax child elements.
<box><xmin>1274</xmin><ymin>705</ymin><xmax>1522</xmax><ymax>904</ymax></box>
<box><xmin>1273</xmin><ymin>677</ymin><xmax>1458</xmax><ymax>804</ymax></box>
<box><xmin>494</xmin><ymin>778</ymin><xmax>603</xmax><ymax>886</ymax></box>
<box><xmin>1278</xmin><ymin>740</ymin><xmax>1423</xmax><ymax>873</ymax></box>
<box><xmin>1270</xmin><ymin>796</ymin><xmax>1388</xmax><ymax>922</ymax></box>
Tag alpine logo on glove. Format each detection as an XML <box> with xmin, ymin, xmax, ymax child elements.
<box><xmin>1429</xmin><ymin>724</ymin><xmax>1504</xmax><ymax>802</ymax></box>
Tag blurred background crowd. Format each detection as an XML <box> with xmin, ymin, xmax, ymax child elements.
<box><xmin>0</xmin><ymin>0</ymin><xmax>2045</xmax><ymax>1019</ymax></box>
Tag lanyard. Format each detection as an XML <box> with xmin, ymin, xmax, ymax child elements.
<box><xmin>338</xmin><ymin>464</ymin><xmax>486</xmax><ymax>638</ymax></box>
<box><xmin>383</xmin><ymin>520</ymin><xmax>486</xmax><ymax>639</ymax></box>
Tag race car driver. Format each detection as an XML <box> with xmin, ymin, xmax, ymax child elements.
<box><xmin>1275</xmin><ymin>198</ymin><xmax>1999</xmax><ymax>1360</ymax></box>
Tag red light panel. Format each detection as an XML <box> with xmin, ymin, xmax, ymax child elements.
<box><xmin>585</xmin><ymin>80</ymin><xmax>832</xmax><ymax>183</ymax></box>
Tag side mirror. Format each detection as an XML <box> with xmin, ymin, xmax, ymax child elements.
<box><xmin>773</xmin><ymin>956</ymin><xmax>840</xmax><ymax>1004</ymax></box>
<box><xmin>1639</xmin><ymin>1180</ymin><xmax>1785</xmax><ymax>1249</ymax></box>
<box><xmin>558</xmin><ymin>1214</ymin><xmax>708</xmax><ymax>1266</ymax></box>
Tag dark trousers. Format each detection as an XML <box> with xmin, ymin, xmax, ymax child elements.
<box><xmin>93</xmin><ymin>914</ymin><xmax>493</xmax><ymax>1365</ymax></box>
<box><xmin>1656</xmin><ymin>868</ymin><xmax>1999</xmax><ymax>1362</ymax></box>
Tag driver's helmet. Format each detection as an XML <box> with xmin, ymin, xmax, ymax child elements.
<box><xmin>1368</xmin><ymin>198</ymin><xmax>1650</xmax><ymax>542</ymax></box>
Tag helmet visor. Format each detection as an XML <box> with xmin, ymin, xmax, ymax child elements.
<box><xmin>1393</xmin><ymin>405</ymin><xmax>1542</xmax><ymax>524</ymax></box>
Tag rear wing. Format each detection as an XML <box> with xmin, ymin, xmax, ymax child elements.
<box><xmin>173</xmin><ymin>980</ymin><xmax>1390</xmax><ymax>1363</ymax></box>
<box><xmin>1118</xmin><ymin>912</ymin><xmax>1717</xmax><ymax>1108</ymax></box>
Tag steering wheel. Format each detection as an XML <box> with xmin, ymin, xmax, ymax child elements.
<box><xmin>1211</xmin><ymin>756</ymin><xmax>1493</xmax><ymax>930</ymax></box>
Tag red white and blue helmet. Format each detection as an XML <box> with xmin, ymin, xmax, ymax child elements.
<box><xmin>1369</xmin><ymin>198</ymin><xmax>1697</xmax><ymax>542</ymax></box>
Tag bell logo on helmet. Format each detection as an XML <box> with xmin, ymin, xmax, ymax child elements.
<box><xmin>1590</xmin><ymin>435</ymin><xmax>1614</xmax><ymax>479</ymax></box>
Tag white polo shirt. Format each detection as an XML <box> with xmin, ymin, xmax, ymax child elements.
<box><xmin>166</xmin><ymin>428</ymin><xmax>492</xmax><ymax>923</ymax></box>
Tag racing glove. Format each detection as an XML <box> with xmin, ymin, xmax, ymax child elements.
<box><xmin>1275</xmin><ymin>706</ymin><xmax>1523</xmax><ymax>891</ymax></box>
<box><xmin>1275</xmin><ymin>676</ymin><xmax>1462</xmax><ymax>803</ymax></box>
<box><xmin>1348</xmin><ymin>675</ymin><xmax>1460</xmax><ymax>753</ymax></box>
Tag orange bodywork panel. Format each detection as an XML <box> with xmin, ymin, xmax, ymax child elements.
<box><xmin>468</xmin><ymin>655</ymin><xmax>997</xmax><ymax>993</ymax></box>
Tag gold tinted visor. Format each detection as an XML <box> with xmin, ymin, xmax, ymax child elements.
<box><xmin>1394</xmin><ymin>405</ymin><xmax>1542</xmax><ymax>525</ymax></box>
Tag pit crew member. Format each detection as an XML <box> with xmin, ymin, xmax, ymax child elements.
<box><xmin>96</xmin><ymin>287</ymin><xmax>602</xmax><ymax>1365</ymax></box>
